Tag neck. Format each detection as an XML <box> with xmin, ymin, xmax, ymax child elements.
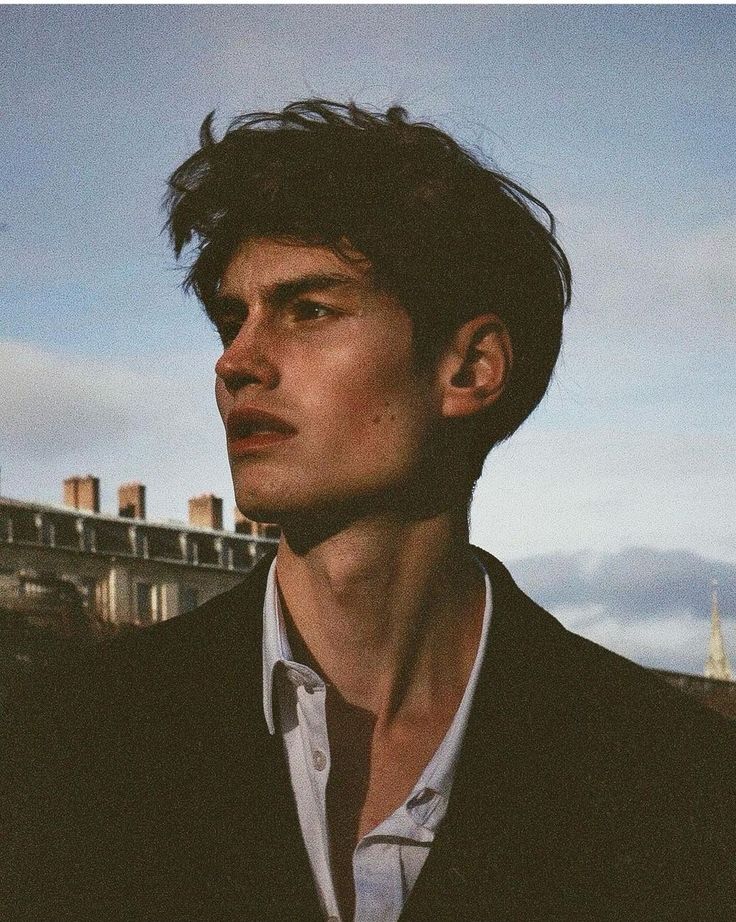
<box><xmin>275</xmin><ymin>507</ymin><xmax>484</xmax><ymax>723</ymax></box>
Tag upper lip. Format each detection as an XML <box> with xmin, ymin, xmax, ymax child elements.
<box><xmin>226</xmin><ymin>406</ymin><xmax>297</xmax><ymax>441</ymax></box>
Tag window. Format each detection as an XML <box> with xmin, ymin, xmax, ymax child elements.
<box><xmin>10</xmin><ymin>510</ymin><xmax>39</xmax><ymax>544</ymax></box>
<box><xmin>77</xmin><ymin>578</ymin><xmax>99</xmax><ymax>619</ymax></box>
<box><xmin>95</xmin><ymin>521</ymin><xmax>133</xmax><ymax>555</ymax></box>
<box><xmin>230</xmin><ymin>540</ymin><xmax>256</xmax><ymax>571</ymax></box>
<box><xmin>96</xmin><ymin>579</ymin><xmax>110</xmax><ymax>620</ymax></box>
<box><xmin>135</xmin><ymin>582</ymin><xmax>159</xmax><ymax>626</ymax></box>
<box><xmin>147</xmin><ymin>528</ymin><xmax>184</xmax><ymax>562</ymax></box>
<box><xmin>0</xmin><ymin>513</ymin><xmax>11</xmax><ymax>542</ymax></box>
<box><xmin>44</xmin><ymin>514</ymin><xmax>80</xmax><ymax>549</ymax></box>
<box><xmin>192</xmin><ymin>535</ymin><xmax>219</xmax><ymax>566</ymax></box>
<box><xmin>181</xmin><ymin>586</ymin><xmax>199</xmax><ymax>613</ymax></box>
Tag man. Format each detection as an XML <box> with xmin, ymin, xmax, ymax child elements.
<box><xmin>4</xmin><ymin>100</ymin><xmax>735</xmax><ymax>921</ymax></box>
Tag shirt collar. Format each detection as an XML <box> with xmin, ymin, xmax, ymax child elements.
<box><xmin>262</xmin><ymin>556</ymin><xmax>292</xmax><ymax>735</ymax></box>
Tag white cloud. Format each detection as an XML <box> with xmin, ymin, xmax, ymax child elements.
<box><xmin>1</xmin><ymin>340</ymin><xmax>137</xmax><ymax>454</ymax></box>
<box><xmin>558</xmin><ymin>203</ymin><xmax>735</xmax><ymax>343</ymax></box>
<box><xmin>470</xmin><ymin>423</ymin><xmax>736</xmax><ymax>565</ymax></box>
<box><xmin>505</xmin><ymin>546</ymin><xmax>736</xmax><ymax>672</ymax></box>
<box><xmin>572</xmin><ymin>612</ymin><xmax>727</xmax><ymax>674</ymax></box>
<box><xmin>0</xmin><ymin>339</ymin><xmax>234</xmax><ymax>526</ymax></box>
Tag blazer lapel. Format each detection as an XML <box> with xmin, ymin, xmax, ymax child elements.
<box><xmin>134</xmin><ymin>549</ymin><xmax>323</xmax><ymax>921</ymax></box>
<box><xmin>210</xmin><ymin>548</ymin><xmax>548</xmax><ymax>921</ymax></box>
<box><xmin>200</xmin><ymin>549</ymin><xmax>324</xmax><ymax>921</ymax></box>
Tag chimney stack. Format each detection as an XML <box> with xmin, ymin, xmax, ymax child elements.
<box><xmin>118</xmin><ymin>482</ymin><xmax>146</xmax><ymax>520</ymax></box>
<box><xmin>188</xmin><ymin>493</ymin><xmax>223</xmax><ymax>531</ymax></box>
<box><xmin>234</xmin><ymin>507</ymin><xmax>256</xmax><ymax>536</ymax></box>
<box><xmin>63</xmin><ymin>475</ymin><xmax>100</xmax><ymax>514</ymax></box>
<box><xmin>234</xmin><ymin>506</ymin><xmax>280</xmax><ymax>540</ymax></box>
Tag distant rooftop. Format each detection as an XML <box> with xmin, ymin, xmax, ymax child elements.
<box><xmin>0</xmin><ymin>495</ymin><xmax>244</xmax><ymax>538</ymax></box>
<box><xmin>0</xmin><ymin>494</ymin><xmax>276</xmax><ymax>574</ymax></box>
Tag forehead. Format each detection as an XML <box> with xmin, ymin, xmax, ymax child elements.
<box><xmin>218</xmin><ymin>237</ymin><xmax>373</xmax><ymax>297</ymax></box>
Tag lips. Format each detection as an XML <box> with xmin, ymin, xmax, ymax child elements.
<box><xmin>226</xmin><ymin>406</ymin><xmax>297</xmax><ymax>455</ymax></box>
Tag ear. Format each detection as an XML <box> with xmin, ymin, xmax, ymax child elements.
<box><xmin>436</xmin><ymin>313</ymin><xmax>512</xmax><ymax>419</ymax></box>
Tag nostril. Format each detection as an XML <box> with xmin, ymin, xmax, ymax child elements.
<box><xmin>213</xmin><ymin>327</ymin><xmax>280</xmax><ymax>392</ymax></box>
<box><xmin>218</xmin><ymin>369</ymin><xmax>262</xmax><ymax>394</ymax></box>
<box><xmin>215</xmin><ymin>355</ymin><xmax>240</xmax><ymax>391</ymax></box>
<box><xmin>215</xmin><ymin>350</ymin><xmax>278</xmax><ymax>394</ymax></box>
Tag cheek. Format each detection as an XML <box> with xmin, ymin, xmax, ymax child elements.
<box><xmin>329</xmin><ymin>363</ymin><xmax>427</xmax><ymax>448</ymax></box>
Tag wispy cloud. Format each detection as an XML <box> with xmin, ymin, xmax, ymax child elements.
<box><xmin>0</xmin><ymin>339</ymin><xmax>232</xmax><ymax>525</ymax></box>
<box><xmin>561</xmin><ymin>207</ymin><xmax>736</xmax><ymax>342</ymax></box>
<box><xmin>508</xmin><ymin>546</ymin><xmax>736</xmax><ymax>672</ymax></box>
<box><xmin>512</xmin><ymin>546</ymin><xmax>736</xmax><ymax>615</ymax></box>
<box><xmin>471</xmin><ymin>423</ymin><xmax>736</xmax><ymax>566</ymax></box>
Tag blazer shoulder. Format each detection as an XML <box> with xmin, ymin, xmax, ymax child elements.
<box><xmin>476</xmin><ymin>547</ymin><xmax>736</xmax><ymax>759</ymax></box>
<box><xmin>98</xmin><ymin>546</ymin><xmax>273</xmax><ymax>671</ymax></box>
<box><xmin>4</xmin><ymin>548</ymin><xmax>275</xmax><ymax>736</ymax></box>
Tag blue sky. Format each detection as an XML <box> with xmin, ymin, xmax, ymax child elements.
<box><xmin>1</xmin><ymin>6</ymin><xmax>734</xmax><ymax>671</ymax></box>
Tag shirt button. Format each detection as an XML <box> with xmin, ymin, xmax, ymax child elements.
<box><xmin>312</xmin><ymin>749</ymin><xmax>327</xmax><ymax>771</ymax></box>
<box><xmin>409</xmin><ymin>788</ymin><xmax>434</xmax><ymax>808</ymax></box>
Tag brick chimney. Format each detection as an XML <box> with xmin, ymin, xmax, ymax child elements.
<box><xmin>234</xmin><ymin>507</ymin><xmax>256</xmax><ymax>536</ymax></box>
<box><xmin>118</xmin><ymin>482</ymin><xmax>146</xmax><ymax>520</ymax></box>
<box><xmin>63</xmin><ymin>475</ymin><xmax>100</xmax><ymax>513</ymax></box>
<box><xmin>234</xmin><ymin>506</ymin><xmax>280</xmax><ymax>540</ymax></box>
<box><xmin>188</xmin><ymin>493</ymin><xmax>223</xmax><ymax>531</ymax></box>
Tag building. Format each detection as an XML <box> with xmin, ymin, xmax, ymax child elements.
<box><xmin>188</xmin><ymin>493</ymin><xmax>223</xmax><ymax>531</ymax></box>
<box><xmin>654</xmin><ymin>670</ymin><xmax>736</xmax><ymax>721</ymax></box>
<box><xmin>0</xmin><ymin>570</ymin><xmax>85</xmax><ymax>637</ymax></box>
<box><xmin>0</xmin><ymin>478</ymin><xmax>278</xmax><ymax>629</ymax></box>
<box><xmin>234</xmin><ymin>506</ymin><xmax>281</xmax><ymax>541</ymax></box>
<box><xmin>63</xmin><ymin>474</ymin><xmax>100</xmax><ymax>514</ymax></box>
<box><xmin>653</xmin><ymin>579</ymin><xmax>735</xmax><ymax>720</ymax></box>
<box><xmin>704</xmin><ymin>579</ymin><xmax>732</xmax><ymax>680</ymax></box>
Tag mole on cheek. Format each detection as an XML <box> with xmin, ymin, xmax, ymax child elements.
<box><xmin>372</xmin><ymin>414</ymin><xmax>382</xmax><ymax>424</ymax></box>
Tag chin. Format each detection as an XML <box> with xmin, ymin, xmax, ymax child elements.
<box><xmin>233</xmin><ymin>484</ymin><xmax>345</xmax><ymax>535</ymax></box>
<box><xmin>232</xmin><ymin>480</ymin><xmax>308</xmax><ymax>525</ymax></box>
<box><xmin>234</xmin><ymin>494</ymin><xmax>285</xmax><ymax>525</ymax></box>
<box><xmin>231</xmin><ymin>463</ymin><xmax>420</xmax><ymax>531</ymax></box>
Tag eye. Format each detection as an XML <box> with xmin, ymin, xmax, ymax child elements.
<box><xmin>215</xmin><ymin>317</ymin><xmax>243</xmax><ymax>348</ymax></box>
<box><xmin>207</xmin><ymin>297</ymin><xmax>247</xmax><ymax>348</ymax></box>
<box><xmin>292</xmin><ymin>301</ymin><xmax>335</xmax><ymax>321</ymax></box>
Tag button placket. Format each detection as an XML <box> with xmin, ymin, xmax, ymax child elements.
<box><xmin>297</xmin><ymin>682</ymin><xmax>330</xmax><ymax>804</ymax></box>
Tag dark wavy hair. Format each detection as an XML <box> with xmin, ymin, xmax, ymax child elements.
<box><xmin>165</xmin><ymin>99</ymin><xmax>571</xmax><ymax>483</ymax></box>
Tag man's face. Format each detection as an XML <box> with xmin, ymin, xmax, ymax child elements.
<box><xmin>212</xmin><ymin>237</ymin><xmax>441</xmax><ymax>523</ymax></box>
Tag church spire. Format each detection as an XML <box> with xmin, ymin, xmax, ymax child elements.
<box><xmin>704</xmin><ymin>580</ymin><xmax>733</xmax><ymax>681</ymax></box>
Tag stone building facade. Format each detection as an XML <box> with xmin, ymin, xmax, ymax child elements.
<box><xmin>0</xmin><ymin>483</ymin><xmax>277</xmax><ymax>628</ymax></box>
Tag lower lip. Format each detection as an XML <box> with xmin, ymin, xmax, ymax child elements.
<box><xmin>228</xmin><ymin>430</ymin><xmax>295</xmax><ymax>456</ymax></box>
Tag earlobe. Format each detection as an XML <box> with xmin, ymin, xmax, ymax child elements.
<box><xmin>440</xmin><ymin>314</ymin><xmax>512</xmax><ymax>419</ymax></box>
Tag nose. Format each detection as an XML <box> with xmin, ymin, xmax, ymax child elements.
<box><xmin>214</xmin><ymin>319</ymin><xmax>279</xmax><ymax>396</ymax></box>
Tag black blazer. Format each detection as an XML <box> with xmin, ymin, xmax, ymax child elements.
<box><xmin>3</xmin><ymin>548</ymin><xmax>736</xmax><ymax>921</ymax></box>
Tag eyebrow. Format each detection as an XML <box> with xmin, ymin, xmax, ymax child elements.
<box><xmin>211</xmin><ymin>271</ymin><xmax>359</xmax><ymax>316</ymax></box>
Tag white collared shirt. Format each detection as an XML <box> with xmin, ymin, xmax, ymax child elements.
<box><xmin>262</xmin><ymin>556</ymin><xmax>492</xmax><ymax>922</ymax></box>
